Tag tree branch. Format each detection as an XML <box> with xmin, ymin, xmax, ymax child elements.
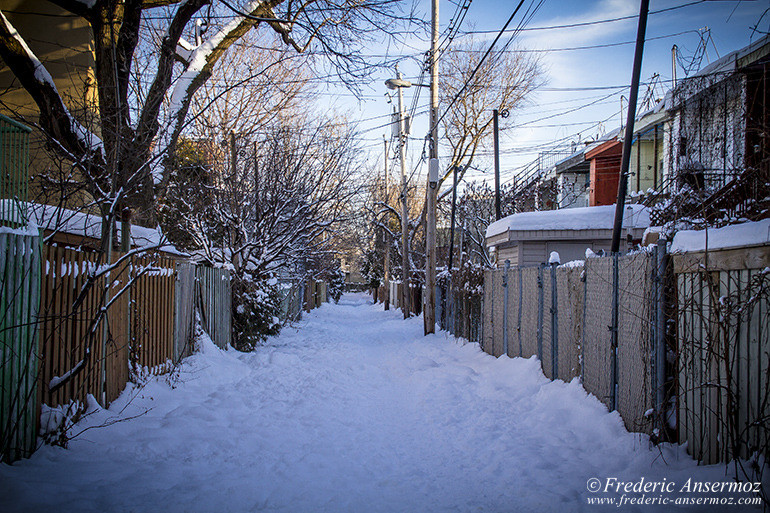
<box><xmin>0</xmin><ymin>10</ymin><xmax>105</xmax><ymax>171</ymax></box>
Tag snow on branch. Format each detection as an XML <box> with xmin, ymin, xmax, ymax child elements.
<box><xmin>166</xmin><ymin>0</ymin><xmax>279</xmax><ymax>147</ymax></box>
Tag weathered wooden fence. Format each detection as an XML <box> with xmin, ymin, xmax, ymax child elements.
<box><xmin>130</xmin><ymin>255</ymin><xmax>177</xmax><ymax>375</ymax></box>
<box><xmin>304</xmin><ymin>278</ymin><xmax>328</xmax><ymax>312</ymax></box>
<box><xmin>196</xmin><ymin>265</ymin><xmax>231</xmax><ymax>349</ymax></box>
<box><xmin>0</xmin><ymin>230</ymin><xmax>41</xmax><ymax>463</ymax></box>
<box><xmin>436</xmin><ymin>284</ymin><xmax>482</xmax><ymax>344</ymax></box>
<box><xmin>674</xmin><ymin>245</ymin><xmax>770</xmax><ymax>464</ymax></box>
<box><xmin>387</xmin><ymin>280</ymin><xmax>422</xmax><ymax>316</ymax></box>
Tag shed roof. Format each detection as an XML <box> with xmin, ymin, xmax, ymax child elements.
<box><xmin>0</xmin><ymin>200</ymin><xmax>185</xmax><ymax>256</ymax></box>
<box><xmin>585</xmin><ymin>140</ymin><xmax>622</xmax><ymax>160</ymax></box>
<box><xmin>670</xmin><ymin>219</ymin><xmax>770</xmax><ymax>253</ymax></box>
<box><xmin>486</xmin><ymin>204</ymin><xmax>650</xmax><ymax>239</ymax></box>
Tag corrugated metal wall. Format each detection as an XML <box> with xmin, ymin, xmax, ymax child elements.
<box><xmin>197</xmin><ymin>266</ymin><xmax>232</xmax><ymax>350</ymax></box>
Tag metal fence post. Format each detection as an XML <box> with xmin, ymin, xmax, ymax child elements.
<box><xmin>517</xmin><ymin>267</ymin><xmax>523</xmax><ymax>357</ymax></box>
<box><xmin>551</xmin><ymin>262</ymin><xmax>559</xmax><ymax>380</ymax></box>
<box><xmin>580</xmin><ymin>264</ymin><xmax>588</xmax><ymax>382</ymax></box>
<box><xmin>610</xmin><ymin>253</ymin><xmax>620</xmax><ymax>412</ymax></box>
<box><xmin>654</xmin><ymin>239</ymin><xmax>667</xmax><ymax>427</ymax></box>
<box><xmin>537</xmin><ymin>264</ymin><xmax>544</xmax><ymax>361</ymax></box>
<box><xmin>503</xmin><ymin>260</ymin><xmax>510</xmax><ymax>356</ymax></box>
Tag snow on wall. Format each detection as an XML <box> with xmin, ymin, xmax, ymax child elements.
<box><xmin>0</xmin><ymin>200</ymin><xmax>184</xmax><ymax>255</ymax></box>
<box><xmin>670</xmin><ymin>219</ymin><xmax>770</xmax><ymax>253</ymax></box>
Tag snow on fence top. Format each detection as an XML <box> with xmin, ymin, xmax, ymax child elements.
<box><xmin>670</xmin><ymin>219</ymin><xmax>770</xmax><ymax>253</ymax></box>
<box><xmin>485</xmin><ymin>204</ymin><xmax>650</xmax><ymax>239</ymax></box>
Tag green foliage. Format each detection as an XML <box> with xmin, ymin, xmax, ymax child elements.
<box><xmin>325</xmin><ymin>266</ymin><xmax>345</xmax><ymax>303</ymax></box>
<box><xmin>157</xmin><ymin>138</ymin><xmax>212</xmax><ymax>251</ymax></box>
<box><xmin>231</xmin><ymin>276</ymin><xmax>282</xmax><ymax>351</ymax></box>
<box><xmin>360</xmin><ymin>249</ymin><xmax>383</xmax><ymax>288</ymax></box>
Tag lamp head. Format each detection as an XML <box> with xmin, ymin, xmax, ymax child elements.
<box><xmin>385</xmin><ymin>78</ymin><xmax>412</xmax><ymax>90</ymax></box>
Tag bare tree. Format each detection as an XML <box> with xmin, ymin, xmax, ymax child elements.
<box><xmin>163</xmin><ymin>113</ymin><xmax>361</xmax><ymax>348</ymax></box>
<box><xmin>0</xmin><ymin>0</ymin><xmax>417</xmax><ymax>246</ymax></box>
<box><xmin>438</xmin><ymin>39</ymin><xmax>542</xmax><ymax>200</ymax></box>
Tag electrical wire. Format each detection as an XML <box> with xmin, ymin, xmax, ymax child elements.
<box><xmin>430</xmin><ymin>0</ymin><xmax>529</xmax><ymax>134</ymax></box>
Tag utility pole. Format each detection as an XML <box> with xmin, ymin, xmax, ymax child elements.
<box><xmin>611</xmin><ymin>0</ymin><xmax>649</xmax><ymax>254</ymax></box>
<box><xmin>383</xmin><ymin>137</ymin><xmax>390</xmax><ymax>311</ymax></box>
<box><xmin>493</xmin><ymin>108</ymin><xmax>501</xmax><ymax>220</ymax></box>
<box><xmin>424</xmin><ymin>0</ymin><xmax>439</xmax><ymax>335</ymax></box>
<box><xmin>671</xmin><ymin>45</ymin><xmax>678</xmax><ymax>89</ymax></box>
<box><xmin>396</xmin><ymin>72</ymin><xmax>411</xmax><ymax>319</ymax></box>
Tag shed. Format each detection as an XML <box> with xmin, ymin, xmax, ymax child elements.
<box><xmin>585</xmin><ymin>140</ymin><xmax>622</xmax><ymax>206</ymax></box>
<box><xmin>485</xmin><ymin>204</ymin><xmax>650</xmax><ymax>267</ymax></box>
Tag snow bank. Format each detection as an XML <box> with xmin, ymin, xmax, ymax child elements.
<box><xmin>486</xmin><ymin>204</ymin><xmax>650</xmax><ymax>238</ymax></box>
<box><xmin>670</xmin><ymin>219</ymin><xmax>770</xmax><ymax>253</ymax></box>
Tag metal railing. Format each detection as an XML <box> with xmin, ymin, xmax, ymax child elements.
<box><xmin>0</xmin><ymin>114</ymin><xmax>32</xmax><ymax>227</ymax></box>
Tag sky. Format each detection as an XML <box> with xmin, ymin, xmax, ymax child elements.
<box><xmin>317</xmin><ymin>0</ymin><xmax>769</xmax><ymax>191</ymax></box>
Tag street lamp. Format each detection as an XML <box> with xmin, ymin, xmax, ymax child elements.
<box><xmin>385</xmin><ymin>63</ymin><xmax>438</xmax><ymax>334</ymax></box>
<box><xmin>386</xmin><ymin>71</ymin><xmax>413</xmax><ymax>319</ymax></box>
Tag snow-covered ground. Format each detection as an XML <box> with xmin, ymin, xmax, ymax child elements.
<box><xmin>1</xmin><ymin>294</ymin><xmax>759</xmax><ymax>512</ymax></box>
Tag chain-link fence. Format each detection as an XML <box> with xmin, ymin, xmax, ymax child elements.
<box><xmin>482</xmin><ymin>246</ymin><xmax>667</xmax><ymax>435</ymax></box>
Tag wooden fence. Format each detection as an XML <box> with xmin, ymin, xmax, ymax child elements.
<box><xmin>130</xmin><ymin>255</ymin><xmax>177</xmax><ymax>376</ymax></box>
<box><xmin>36</xmin><ymin>246</ymin><xmax>232</xmax><ymax>411</ymax></box>
<box><xmin>304</xmin><ymin>278</ymin><xmax>328</xmax><ymax>312</ymax></box>
<box><xmin>674</xmin><ymin>245</ymin><xmax>770</xmax><ymax>464</ymax></box>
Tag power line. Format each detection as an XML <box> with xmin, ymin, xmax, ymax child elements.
<box><xmin>431</xmin><ymin>0</ymin><xmax>529</xmax><ymax>134</ymax></box>
<box><xmin>457</xmin><ymin>1</ymin><xmax>705</xmax><ymax>35</ymax></box>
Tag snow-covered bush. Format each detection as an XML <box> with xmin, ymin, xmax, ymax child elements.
<box><xmin>450</xmin><ymin>259</ymin><xmax>485</xmax><ymax>297</ymax></box>
<box><xmin>360</xmin><ymin>248</ymin><xmax>383</xmax><ymax>289</ymax></box>
<box><xmin>324</xmin><ymin>266</ymin><xmax>345</xmax><ymax>304</ymax></box>
<box><xmin>232</xmin><ymin>276</ymin><xmax>282</xmax><ymax>351</ymax></box>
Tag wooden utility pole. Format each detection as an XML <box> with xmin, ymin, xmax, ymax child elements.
<box><xmin>611</xmin><ymin>0</ymin><xmax>649</xmax><ymax>254</ymax></box>
<box><xmin>383</xmin><ymin>137</ymin><xmax>390</xmax><ymax>311</ymax></box>
<box><xmin>424</xmin><ymin>0</ymin><xmax>439</xmax><ymax>335</ymax></box>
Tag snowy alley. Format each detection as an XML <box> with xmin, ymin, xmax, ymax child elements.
<box><xmin>0</xmin><ymin>294</ymin><xmax>759</xmax><ymax>513</ymax></box>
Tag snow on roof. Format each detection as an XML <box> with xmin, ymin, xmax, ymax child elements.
<box><xmin>0</xmin><ymin>200</ymin><xmax>185</xmax><ymax>256</ymax></box>
<box><xmin>486</xmin><ymin>204</ymin><xmax>650</xmax><ymax>239</ymax></box>
<box><xmin>670</xmin><ymin>219</ymin><xmax>770</xmax><ymax>254</ymax></box>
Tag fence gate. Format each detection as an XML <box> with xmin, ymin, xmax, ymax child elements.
<box><xmin>0</xmin><ymin>231</ymin><xmax>41</xmax><ymax>463</ymax></box>
<box><xmin>196</xmin><ymin>266</ymin><xmax>232</xmax><ymax>349</ymax></box>
<box><xmin>174</xmin><ymin>263</ymin><xmax>197</xmax><ymax>360</ymax></box>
